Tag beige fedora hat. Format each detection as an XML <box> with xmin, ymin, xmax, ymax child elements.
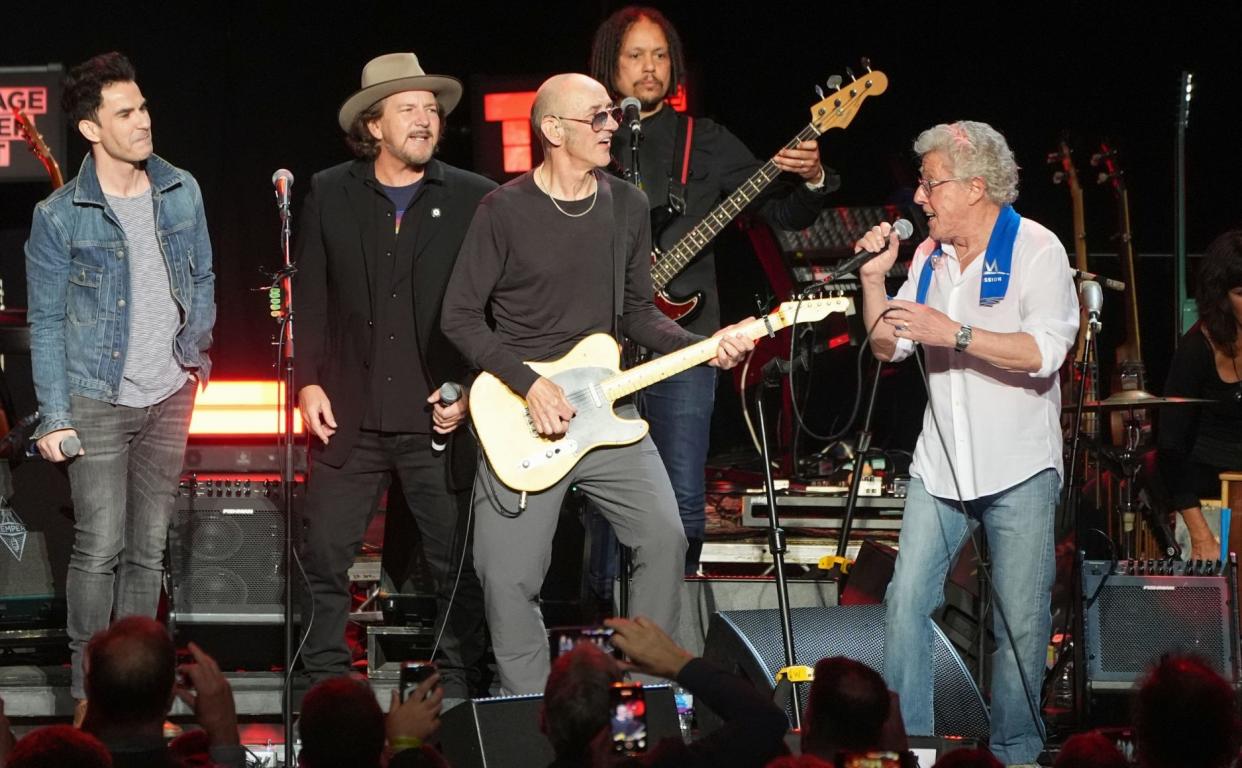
<box><xmin>337</xmin><ymin>52</ymin><xmax>463</xmax><ymax>132</ymax></box>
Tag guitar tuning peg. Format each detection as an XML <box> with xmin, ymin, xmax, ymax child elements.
<box><xmin>815</xmin><ymin>84</ymin><xmax>825</xmax><ymax>100</ymax></box>
<box><xmin>1045</xmin><ymin>151</ymin><xmax>1059</xmax><ymax>164</ymax></box>
<box><xmin>1089</xmin><ymin>153</ymin><xmax>1102</xmax><ymax>167</ymax></box>
<box><xmin>860</xmin><ymin>56</ymin><xmax>872</xmax><ymax>72</ymax></box>
<box><xmin>826</xmin><ymin>75</ymin><xmax>843</xmax><ymax>91</ymax></box>
<box><xmin>1096</xmin><ymin>171</ymin><xmax>1110</xmax><ymax>185</ymax></box>
<box><xmin>845</xmin><ymin>67</ymin><xmax>856</xmax><ymax>81</ymax></box>
<box><xmin>1051</xmin><ymin>171</ymin><xmax>1065</xmax><ymax>184</ymax></box>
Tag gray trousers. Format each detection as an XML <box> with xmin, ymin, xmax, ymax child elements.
<box><xmin>473</xmin><ymin>433</ymin><xmax>687</xmax><ymax>694</ymax></box>
<box><xmin>65</xmin><ymin>381</ymin><xmax>196</xmax><ymax>699</ymax></box>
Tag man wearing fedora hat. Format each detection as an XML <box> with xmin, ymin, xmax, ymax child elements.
<box><xmin>294</xmin><ymin>53</ymin><xmax>494</xmax><ymax>698</ymax></box>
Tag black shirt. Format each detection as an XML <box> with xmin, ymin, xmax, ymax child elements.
<box><xmin>363</xmin><ymin>175</ymin><xmax>430</xmax><ymax>432</ymax></box>
<box><xmin>611</xmin><ymin>105</ymin><xmax>839</xmax><ymax>336</ymax></box>
<box><xmin>442</xmin><ymin>171</ymin><xmax>700</xmax><ymax>396</ymax></box>
<box><xmin>1157</xmin><ymin>326</ymin><xmax>1242</xmax><ymax>509</ymax></box>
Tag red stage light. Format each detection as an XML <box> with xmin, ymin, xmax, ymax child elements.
<box><xmin>484</xmin><ymin>90</ymin><xmax>538</xmax><ymax>173</ymax></box>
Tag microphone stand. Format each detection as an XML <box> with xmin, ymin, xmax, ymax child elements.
<box><xmin>273</xmin><ymin>194</ymin><xmax>298</xmax><ymax>763</ymax></box>
<box><xmin>756</xmin><ymin>365</ymin><xmax>804</xmax><ymax>728</ymax></box>
<box><xmin>626</xmin><ymin>119</ymin><xmax>643</xmax><ymax>190</ymax></box>
<box><xmin>1062</xmin><ymin>314</ymin><xmax>1096</xmax><ymax>728</ymax></box>
<box><xmin>830</xmin><ymin>357</ymin><xmax>885</xmax><ymax>570</ymax></box>
<box><xmin>616</xmin><ymin>126</ymin><xmax>644</xmax><ymax>619</ymax></box>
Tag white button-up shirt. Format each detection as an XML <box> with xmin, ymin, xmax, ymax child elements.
<box><xmin>890</xmin><ymin>218</ymin><xmax>1079</xmax><ymax>500</ymax></box>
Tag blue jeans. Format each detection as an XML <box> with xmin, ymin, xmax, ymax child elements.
<box><xmin>884</xmin><ymin>469</ymin><xmax>1058</xmax><ymax>765</ymax></box>
<box><xmin>586</xmin><ymin>365</ymin><xmax>716</xmax><ymax>594</ymax></box>
<box><xmin>65</xmin><ymin>381</ymin><xmax>196</xmax><ymax>698</ymax></box>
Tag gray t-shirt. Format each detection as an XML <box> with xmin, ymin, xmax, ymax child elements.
<box><xmin>105</xmin><ymin>187</ymin><xmax>188</xmax><ymax>407</ymax></box>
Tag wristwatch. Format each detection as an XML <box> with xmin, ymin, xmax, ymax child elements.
<box><xmin>954</xmin><ymin>324</ymin><xmax>973</xmax><ymax>353</ymax></box>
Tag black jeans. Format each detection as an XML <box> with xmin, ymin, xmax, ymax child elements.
<box><xmin>299</xmin><ymin>430</ymin><xmax>485</xmax><ymax>698</ymax></box>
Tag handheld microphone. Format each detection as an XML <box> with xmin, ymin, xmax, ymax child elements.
<box><xmin>1080</xmin><ymin>280</ymin><xmax>1104</xmax><ymax>333</ymax></box>
<box><xmin>1072</xmin><ymin>268</ymin><xmax>1124</xmax><ymax>292</ymax></box>
<box><xmin>272</xmin><ymin>169</ymin><xmax>294</xmax><ymax>211</ymax></box>
<box><xmin>430</xmin><ymin>382</ymin><xmax>463</xmax><ymax>453</ymax></box>
<box><xmin>829</xmin><ymin>219</ymin><xmax>915</xmax><ymax>279</ymax></box>
<box><xmin>26</xmin><ymin>433</ymin><xmax>81</xmax><ymax>460</ymax></box>
<box><xmin>620</xmin><ymin>97</ymin><xmax>643</xmax><ymax>134</ymax></box>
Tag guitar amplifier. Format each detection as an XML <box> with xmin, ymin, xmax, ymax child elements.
<box><xmin>168</xmin><ymin>475</ymin><xmax>302</xmax><ymax>624</ymax></box>
<box><xmin>1082</xmin><ymin>557</ymin><xmax>1241</xmax><ymax>691</ymax></box>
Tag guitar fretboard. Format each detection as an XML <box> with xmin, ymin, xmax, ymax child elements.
<box><xmin>600</xmin><ymin>299</ymin><xmax>846</xmax><ymax>400</ymax></box>
<box><xmin>650</xmin><ymin>124</ymin><xmax>822</xmax><ymax>290</ymax></box>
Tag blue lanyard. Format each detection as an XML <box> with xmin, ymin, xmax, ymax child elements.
<box><xmin>915</xmin><ymin>205</ymin><xmax>1020</xmax><ymax>307</ymax></box>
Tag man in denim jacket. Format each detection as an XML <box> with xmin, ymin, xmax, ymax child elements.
<box><xmin>24</xmin><ymin>52</ymin><xmax>215</xmax><ymax>710</ymax></box>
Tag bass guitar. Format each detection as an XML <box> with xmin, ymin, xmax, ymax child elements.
<box><xmin>650</xmin><ymin>66</ymin><xmax>887</xmax><ymax>324</ymax></box>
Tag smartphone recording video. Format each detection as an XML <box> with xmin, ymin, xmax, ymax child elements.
<box><xmin>609</xmin><ymin>682</ymin><xmax>647</xmax><ymax>755</ymax></box>
<box><xmin>399</xmin><ymin>660</ymin><xmax>437</xmax><ymax>702</ymax></box>
<box><xmin>548</xmin><ymin>626</ymin><xmax>622</xmax><ymax>661</ymax></box>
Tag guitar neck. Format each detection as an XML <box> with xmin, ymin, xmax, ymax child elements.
<box><xmin>1115</xmin><ymin>186</ymin><xmax>1142</xmax><ymax>365</ymax></box>
<box><xmin>601</xmin><ymin>318</ymin><xmax>763</xmax><ymax>400</ymax></box>
<box><xmin>650</xmin><ymin>123</ymin><xmax>821</xmax><ymax>290</ymax></box>
<box><xmin>1070</xmin><ymin>185</ymin><xmax>1087</xmax><ymax>270</ymax></box>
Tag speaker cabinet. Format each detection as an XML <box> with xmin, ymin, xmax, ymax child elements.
<box><xmin>676</xmin><ymin>575</ymin><xmax>836</xmax><ymax>657</ymax></box>
<box><xmin>701</xmin><ymin>604</ymin><xmax>989</xmax><ymax>738</ymax></box>
<box><xmin>440</xmin><ymin>685</ymin><xmax>679</xmax><ymax>768</ymax></box>
<box><xmin>168</xmin><ymin>478</ymin><xmax>301</xmax><ymax>624</ymax></box>
<box><xmin>1082</xmin><ymin>558</ymin><xmax>1240</xmax><ymax>691</ymax></box>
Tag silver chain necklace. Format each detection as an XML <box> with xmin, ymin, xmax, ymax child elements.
<box><xmin>540</xmin><ymin>166</ymin><xmax>598</xmax><ymax>218</ymax></box>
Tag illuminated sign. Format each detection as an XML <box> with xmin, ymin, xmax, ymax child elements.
<box><xmin>483</xmin><ymin>90</ymin><xmax>537</xmax><ymax>174</ymax></box>
<box><xmin>188</xmin><ymin>380</ymin><xmax>305</xmax><ymax>436</ymax></box>
<box><xmin>0</xmin><ymin>65</ymin><xmax>66</xmax><ymax>184</ymax></box>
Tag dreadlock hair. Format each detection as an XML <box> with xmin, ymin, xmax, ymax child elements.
<box><xmin>588</xmin><ymin>6</ymin><xmax>686</xmax><ymax>100</ymax></box>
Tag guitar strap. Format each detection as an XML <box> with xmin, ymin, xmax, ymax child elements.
<box><xmin>667</xmin><ymin>113</ymin><xmax>694</xmax><ymax>216</ymax></box>
<box><xmin>604</xmin><ymin>172</ymin><xmax>626</xmax><ymax>345</ymax></box>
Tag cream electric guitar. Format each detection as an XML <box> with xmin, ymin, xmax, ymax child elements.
<box><xmin>471</xmin><ymin>297</ymin><xmax>850</xmax><ymax>492</ymax></box>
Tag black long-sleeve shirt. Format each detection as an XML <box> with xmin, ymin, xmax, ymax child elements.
<box><xmin>441</xmin><ymin>171</ymin><xmax>700</xmax><ymax>396</ymax></box>
<box><xmin>611</xmin><ymin>106</ymin><xmax>839</xmax><ymax>336</ymax></box>
<box><xmin>641</xmin><ymin>658</ymin><xmax>790</xmax><ymax>768</ymax></box>
<box><xmin>1157</xmin><ymin>326</ymin><xmax>1242</xmax><ymax>510</ymax></box>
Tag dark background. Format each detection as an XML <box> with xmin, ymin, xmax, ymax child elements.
<box><xmin>2</xmin><ymin>1</ymin><xmax>1239</xmax><ymax>454</ymax></box>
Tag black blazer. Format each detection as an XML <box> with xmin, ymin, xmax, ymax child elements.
<box><xmin>293</xmin><ymin>157</ymin><xmax>496</xmax><ymax>487</ymax></box>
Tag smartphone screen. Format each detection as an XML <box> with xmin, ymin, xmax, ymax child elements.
<box><xmin>609</xmin><ymin>683</ymin><xmax>647</xmax><ymax>755</ymax></box>
<box><xmin>400</xmin><ymin>661</ymin><xmax>436</xmax><ymax>702</ymax></box>
<box><xmin>548</xmin><ymin>626</ymin><xmax>621</xmax><ymax>660</ymax></box>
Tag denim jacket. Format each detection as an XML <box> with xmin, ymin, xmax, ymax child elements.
<box><xmin>25</xmin><ymin>153</ymin><xmax>216</xmax><ymax>439</ymax></box>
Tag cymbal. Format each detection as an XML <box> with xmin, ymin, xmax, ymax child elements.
<box><xmin>1065</xmin><ymin>389</ymin><xmax>1215</xmax><ymax>413</ymax></box>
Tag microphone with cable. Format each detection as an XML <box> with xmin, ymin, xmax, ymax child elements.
<box><xmin>272</xmin><ymin>169</ymin><xmax>294</xmax><ymax>212</ymax></box>
<box><xmin>620</xmin><ymin>97</ymin><xmax>643</xmax><ymax>134</ymax></box>
<box><xmin>430</xmin><ymin>382</ymin><xmax>463</xmax><ymax>453</ymax></box>
<box><xmin>1080</xmin><ymin>279</ymin><xmax>1104</xmax><ymax>334</ymax></box>
<box><xmin>827</xmin><ymin>218</ymin><xmax>915</xmax><ymax>280</ymax></box>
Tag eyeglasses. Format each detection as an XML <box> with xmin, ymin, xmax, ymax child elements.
<box><xmin>917</xmin><ymin>177</ymin><xmax>966</xmax><ymax>197</ymax></box>
<box><xmin>553</xmin><ymin>106</ymin><xmax>623</xmax><ymax>132</ymax></box>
